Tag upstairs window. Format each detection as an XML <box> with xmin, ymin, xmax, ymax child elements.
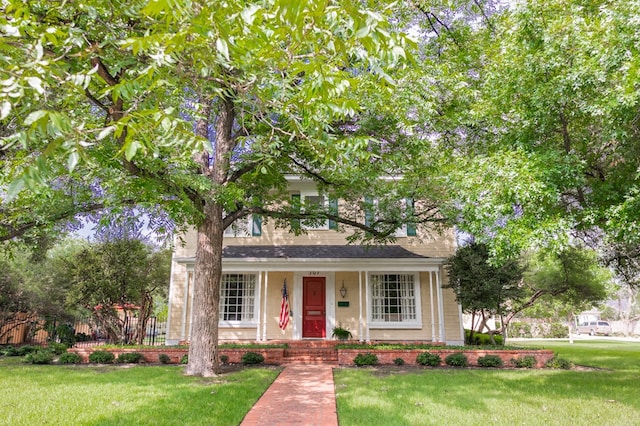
<box><xmin>364</xmin><ymin>197</ymin><xmax>416</xmax><ymax>237</ymax></box>
<box><xmin>223</xmin><ymin>215</ymin><xmax>262</xmax><ymax>238</ymax></box>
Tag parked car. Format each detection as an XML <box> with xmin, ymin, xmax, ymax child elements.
<box><xmin>576</xmin><ymin>321</ymin><xmax>612</xmax><ymax>336</ymax></box>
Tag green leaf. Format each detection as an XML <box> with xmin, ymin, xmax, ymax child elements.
<box><xmin>24</xmin><ymin>110</ymin><xmax>47</xmax><ymax>126</ymax></box>
<box><xmin>0</xmin><ymin>100</ymin><xmax>10</xmax><ymax>120</ymax></box>
<box><xmin>97</xmin><ymin>126</ymin><xmax>116</xmax><ymax>141</ymax></box>
<box><xmin>124</xmin><ymin>140</ymin><xmax>141</xmax><ymax>161</ymax></box>
<box><xmin>6</xmin><ymin>177</ymin><xmax>25</xmax><ymax>201</ymax></box>
<box><xmin>67</xmin><ymin>151</ymin><xmax>80</xmax><ymax>172</ymax></box>
<box><xmin>216</xmin><ymin>38</ymin><xmax>230</xmax><ymax>61</ymax></box>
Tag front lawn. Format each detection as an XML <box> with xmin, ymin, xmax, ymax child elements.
<box><xmin>334</xmin><ymin>340</ymin><xmax>640</xmax><ymax>425</ymax></box>
<box><xmin>0</xmin><ymin>358</ymin><xmax>280</xmax><ymax>425</ymax></box>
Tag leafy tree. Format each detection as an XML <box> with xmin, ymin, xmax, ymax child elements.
<box><xmin>444</xmin><ymin>243</ymin><xmax>525</xmax><ymax>343</ymax></box>
<box><xmin>0</xmin><ymin>0</ymin><xmax>433</xmax><ymax>376</ymax></box>
<box><xmin>514</xmin><ymin>247</ymin><xmax>611</xmax><ymax>339</ymax></box>
<box><xmin>435</xmin><ymin>0</ymin><xmax>640</xmax><ymax>261</ymax></box>
<box><xmin>63</xmin><ymin>238</ymin><xmax>170</xmax><ymax>344</ymax></box>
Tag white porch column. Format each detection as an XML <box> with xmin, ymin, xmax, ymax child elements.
<box><xmin>429</xmin><ymin>271</ymin><xmax>436</xmax><ymax>342</ymax></box>
<box><xmin>256</xmin><ymin>271</ymin><xmax>263</xmax><ymax>341</ymax></box>
<box><xmin>365</xmin><ymin>272</ymin><xmax>370</xmax><ymax>342</ymax></box>
<box><xmin>262</xmin><ymin>272</ymin><xmax>269</xmax><ymax>341</ymax></box>
<box><xmin>358</xmin><ymin>270</ymin><xmax>364</xmax><ymax>342</ymax></box>
<box><xmin>436</xmin><ymin>269</ymin><xmax>445</xmax><ymax>342</ymax></box>
<box><xmin>180</xmin><ymin>270</ymin><xmax>192</xmax><ymax>341</ymax></box>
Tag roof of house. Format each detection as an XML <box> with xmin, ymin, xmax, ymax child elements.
<box><xmin>221</xmin><ymin>245</ymin><xmax>428</xmax><ymax>259</ymax></box>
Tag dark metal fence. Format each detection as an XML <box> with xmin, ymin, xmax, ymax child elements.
<box><xmin>0</xmin><ymin>315</ymin><xmax>167</xmax><ymax>347</ymax></box>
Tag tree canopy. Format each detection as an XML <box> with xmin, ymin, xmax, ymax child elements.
<box><xmin>2</xmin><ymin>0</ymin><xmax>639</xmax><ymax>373</ymax></box>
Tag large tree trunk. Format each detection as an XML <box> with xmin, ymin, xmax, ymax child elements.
<box><xmin>185</xmin><ymin>95</ymin><xmax>235</xmax><ymax>377</ymax></box>
<box><xmin>185</xmin><ymin>203</ymin><xmax>224</xmax><ymax>376</ymax></box>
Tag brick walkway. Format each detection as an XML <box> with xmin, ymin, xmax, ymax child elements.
<box><xmin>240</xmin><ymin>365</ymin><xmax>338</xmax><ymax>426</ymax></box>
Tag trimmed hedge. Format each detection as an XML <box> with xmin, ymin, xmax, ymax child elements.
<box><xmin>89</xmin><ymin>350</ymin><xmax>115</xmax><ymax>364</ymax></box>
<box><xmin>445</xmin><ymin>352</ymin><xmax>468</xmax><ymax>367</ymax></box>
<box><xmin>477</xmin><ymin>355</ymin><xmax>504</xmax><ymax>368</ymax></box>
<box><xmin>353</xmin><ymin>353</ymin><xmax>378</xmax><ymax>366</ymax></box>
<box><xmin>416</xmin><ymin>352</ymin><xmax>442</xmax><ymax>366</ymax></box>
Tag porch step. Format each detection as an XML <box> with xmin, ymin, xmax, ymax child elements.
<box><xmin>282</xmin><ymin>348</ymin><xmax>338</xmax><ymax>364</ymax></box>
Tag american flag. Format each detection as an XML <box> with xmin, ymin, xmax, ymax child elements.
<box><xmin>279</xmin><ymin>279</ymin><xmax>290</xmax><ymax>330</ymax></box>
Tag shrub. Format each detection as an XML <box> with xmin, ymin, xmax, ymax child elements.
<box><xmin>48</xmin><ymin>342</ymin><xmax>68</xmax><ymax>355</ymax></box>
<box><xmin>116</xmin><ymin>352</ymin><xmax>144</xmax><ymax>364</ymax></box>
<box><xmin>220</xmin><ymin>355</ymin><xmax>229</xmax><ymax>364</ymax></box>
<box><xmin>511</xmin><ymin>355</ymin><xmax>537</xmax><ymax>368</ymax></box>
<box><xmin>180</xmin><ymin>354</ymin><xmax>188</xmax><ymax>364</ymax></box>
<box><xmin>477</xmin><ymin>355</ymin><xmax>504</xmax><ymax>368</ymax></box>
<box><xmin>546</xmin><ymin>322</ymin><xmax>569</xmax><ymax>339</ymax></box>
<box><xmin>393</xmin><ymin>357</ymin><xmax>405</xmax><ymax>366</ymax></box>
<box><xmin>353</xmin><ymin>353</ymin><xmax>378</xmax><ymax>366</ymax></box>
<box><xmin>158</xmin><ymin>353</ymin><xmax>171</xmax><ymax>364</ymax></box>
<box><xmin>1</xmin><ymin>346</ymin><xmax>17</xmax><ymax>356</ymax></box>
<box><xmin>5</xmin><ymin>345</ymin><xmax>41</xmax><ymax>357</ymax></box>
<box><xmin>59</xmin><ymin>352</ymin><xmax>83</xmax><ymax>364</ymax></box>
<box><xmin>55</xmin><ymin>324</ymin><xmax>76</xmax><ymax>346</ymax></box>
<box><xmin>465</xmin><ymin>330</ymin><xmax>504</xmax><ymax>346</ymax></box>
<box><xmin>416</xmin><ymin>352</ymin><xmax>442</xmax><ymax>366</ymax></box>
<box><xmin>25</xmin><ymin>350</ymin><xmax>54</xmax><ymax>365</ymax></box>
<box><xmin>546</xmin><ymin>356</ymin><xmax>573</xmax><ymax>370</ymax></box>
<box><xmin>510</xmin><ymin>322</ymin><xmax>533</xmax><ymax>338</ymax></box>
<box><xmin>445</xmin><ymin>352</ymin><xmax>468</xmax><ymax>367</ymax></box>
<box><xmin>241</xmin><ymin>351</ymin><xmax>265</xmax><ymax>365</ymax></box>
<box><xmin>88</xmin><ymin>350</ymin><xmax>115</xmax><ymax>364</ymax></box>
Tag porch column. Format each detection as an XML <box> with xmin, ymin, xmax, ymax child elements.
<box><xmin>365</xmin><ymin>272</ymin><xmax>370</xmax><ymax>342</ymax></box>
<box><xmin>358</xmin><ymin>270</ymin><xmax>364</xmax><ymax>342</ymax></box>
<box><xmin>256</xmin><ymin>271</ymin><xmax>263</xmax><ymax>341</ymax></box>
<box><xmin>429</xmin><ymin>271</ymin><xmax>436</xmax><ymax>342</ymax></box>
<box><xmin>262</xmin><ymin>271</ymin><xmax>269</xmax><ymax>341</ymax></box>
<box><xmin>436</xmin><ymin>269</ymin><xmax>445</xmax><ymax>342</ymax></box>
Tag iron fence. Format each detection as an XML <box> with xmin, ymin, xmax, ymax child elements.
<box><xmin>0</xmin><ymin>315</ymin><xmax>167</xmax><ymax>348</ymax></box>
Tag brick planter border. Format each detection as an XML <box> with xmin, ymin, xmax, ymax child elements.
<box><xmin>337</xmin><ymin>348</ymin><xmax>554</xmax><ymax>368</ymax></box>
<box><xmin>69</xmin><ymin>346</ymin><xmax>553</xmax><ymax>368</ymax></box>
<box><xmin>69</xmin><ymin>347</ymin><xmax>285</xmax><ymax>365</ymax></box>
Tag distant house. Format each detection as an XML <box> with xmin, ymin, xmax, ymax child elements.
<box><xmin>166</xmin><ymin>177</ymin><xmax>464</xmax><ymax>345</ymax></box>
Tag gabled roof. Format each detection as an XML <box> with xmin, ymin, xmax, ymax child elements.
<box><xmin>222</xmin><ymin>245</ymin><xmax>427</xmax><ymax>259</ymax></box>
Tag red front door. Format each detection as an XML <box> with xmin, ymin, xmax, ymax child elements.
<box><xmin>303</xmin><ymin>277</ymin><xmax>326</xmax><ymax>338</ymax></box>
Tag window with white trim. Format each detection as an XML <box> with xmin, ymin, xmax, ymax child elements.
<box><xmin>223</xmin><ymin>215</ymin><xmax>261</xmax><ymax>238</ymax></box>
<box><xmin>219</xmin><ymin>274</ymin><xmax>256</xmax><ymax>324</ymax></box>
<box><xmin>365</xmin><ymin>198</ymin><xmax>416</xmax><ymax>237</ymax></box>
<box><xmin>370</xmin><ymin>273</ymin><xmax>420</xmax><ymax>326</ymax></box>
<box><xmin>301</xmin><ymin>193</ymin><xmax>329</xmax><ymax>230</ymax></box>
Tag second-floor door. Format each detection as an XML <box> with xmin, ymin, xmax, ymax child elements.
<box><xmin>302</xmin><ymin>276</ymin><xmax>326</xmax><ymax>338</ymax></box>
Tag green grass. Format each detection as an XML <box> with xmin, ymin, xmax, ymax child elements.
<box><xmin>334</xmin><ymin>340</ymin><xmax>640</xmax><ymax>426</ymax></box>
<box><xmin>0</xmin><ymin>358</ymin><xmax>280</xmax><ymax>426</ymax></box>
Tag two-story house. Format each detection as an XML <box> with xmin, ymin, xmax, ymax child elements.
<box><xmin>166</xmin><ymin>177</ymin><xmax>464</xmax><ymax>345</ymax></box>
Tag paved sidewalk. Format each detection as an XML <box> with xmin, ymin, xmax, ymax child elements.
<box><xmin>240</xmin><ymin>365</ymin><xmax>338</xmax><ymax>426</ymax></box>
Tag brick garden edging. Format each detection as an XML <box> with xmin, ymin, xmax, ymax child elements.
<box><xmin>70</xmin><ymin>346</ymin><xmax>553</xmax><ymax>368</ymax></box>
<box><xmin>337</xmin><ymin>348</ymin><xmax>554</xmax><ymax>368</ymax></box>
<box><xmin>69</xmin><ymin>347</ymin><xmax>286</xmax><ymax>364</ymax></box>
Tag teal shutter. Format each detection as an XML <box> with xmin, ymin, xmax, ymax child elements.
<box><xmin>291</xmin><ymin>194</ymin><xmax>301</xmax><ymax>232</ymax></box>
<box><xmin>251</xmin><ymin>215</ymin><xmax>262</xmax><ymax>236</ymax></box>
<box><xmin>328</xmin><ymin>198</ymin><xmax>338</xmax><ymax>230</ymax></box>
<box><xmin>364</xmin><ymin>196</ymin><xmax>374</xmax><ymax>227</ymax></box>
<box><xmin>406</xmin><ymin>198</ymin><xmax>417</xmax><ymax>236</ymax></box>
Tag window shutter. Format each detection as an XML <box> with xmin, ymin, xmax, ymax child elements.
<box><xmin>328</xmin><ymin>198</ymin><xmax>338</xmax><ymax>230</ymax></box>
<box><xmin>291</xmin><ymin>194</ymin><xmax>301</xmax><ymax>232</ymax></box>
<box><xmin>364</xmin><ymin>196</ymin><xmax>374</xmax><ymax>227</ymax></box>
<box><xmin>406</xmin><ymin>198</ymin><xmax>417</xmax><ymax>236</ymax></box>
<box><xmin>251</xmin><ymin>215</ymin><xmax>262</xmax><ymax>236</ymax></box>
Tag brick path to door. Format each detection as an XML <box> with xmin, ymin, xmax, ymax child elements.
<box><xmin>240</xmin><ymin>365</ymin><xmax>338</xmax><ymax>426</ymax></box>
